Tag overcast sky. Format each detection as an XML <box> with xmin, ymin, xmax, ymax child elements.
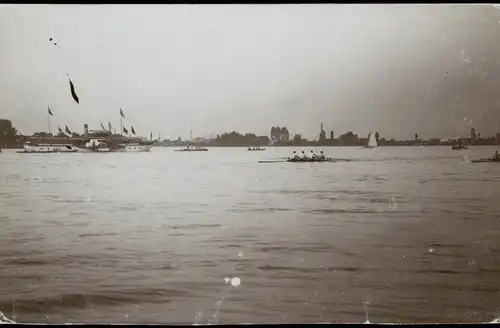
<box><xmin>2</xmin><ymin>4</ymin><xmax>500</xmax><ymax>140</ymax></box>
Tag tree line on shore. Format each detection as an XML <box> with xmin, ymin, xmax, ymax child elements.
<box><xmin>0</xmin><ymin>119</ymin><xmax>18</xmax><ymax>148</ymax></box>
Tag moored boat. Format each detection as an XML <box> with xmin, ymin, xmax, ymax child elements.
<box><xmin>16</xmin><ymin>142</ymin><xmax>79</xmax><ymax>153</ymax></box>
<box><xmin>77</xmin><ymin>138</ymin><xmax>153</xmax><ymax>153</ymax></box>
<box><xmin>17</xmin><ymin>110</ymin><xmax>155</xmax><ymax>154</ymax></box>
<box><xmin>112</xmin><ymin>143</ymin><xmax>153</xmax><ymax>152</ymax></box>
<box><xmin>77</xmin><ymin>138</ymin><xmax>112</xmax><ymax>152</ymax></box>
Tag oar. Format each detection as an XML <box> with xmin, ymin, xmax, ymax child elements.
<box><xmin>274</xmin><ymin>157</ymin><xmax>351</xmax><ymax>161</ymax></box>
<box><xmin>258</xmin><ymin>160</ymin><xmax>288</xmax><ymax>163</ymax></box>
<box><xmin>257</xmin><ymin>159</ymin><xmax>340</xmax><ymax>164</ymax></box>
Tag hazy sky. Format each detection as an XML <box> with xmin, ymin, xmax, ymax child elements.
<box><xmin>2</xmin><ymin>4</ymin><xmax>500</xmax><ymax>140</ymax></box>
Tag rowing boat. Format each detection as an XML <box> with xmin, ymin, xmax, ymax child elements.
<box><xmin>471</xmin><ymin>158</ymin><xmax>500</xmax><ymax>163</ymax></box>
<box><xmin>258</xmin><ymin>157</ymin><xmax>351</xmax><ymax>164</ymax></box>
<box><xmin>174</xmin><ymin>148</ymin><xmax>208</xmax><ymax>152</ymax></box>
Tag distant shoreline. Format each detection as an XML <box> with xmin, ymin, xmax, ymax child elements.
<box><xmin>161</xmin><ymin>144</ymin><xmax>499</xmax><ymax>148</ymax></box>
<box><xmin>2</xmin><ymin>144</ymin><xmax>498</xmax><ymax>150</ymax></box>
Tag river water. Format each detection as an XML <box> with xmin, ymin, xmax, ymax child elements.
<box><xmin>0</xmin><ymin>146</ymin><xmax>499</xmax><ymax>324</ymax></box>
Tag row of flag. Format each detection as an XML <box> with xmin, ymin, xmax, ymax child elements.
<box><xmin>118</xmin><ymin>108</ymin><xmax>135</xmax><ymax>135</ymax></box>
<box><xmin>58</xmin><ymin>125</ymin><xmax>72</xmax><ymax>135</ymax></box>
<box><xmin>100</xmin><ymin>121</ymin><xmax>136</xmax><ymax>135</ymax></box>
<box><xmin>48</xmin><ymin>106</ymin><xmax>137</xmax><ymax>136</ymax></box>
<box><xmin>48</xmin><ymin>106</ymin><xmax>72</xmax><ymax>136</ymax></box>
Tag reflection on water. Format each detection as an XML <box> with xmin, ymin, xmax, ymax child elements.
<box><xmin>0</xmin><ymin>146</ymin><xmax>499</xmax><ymax>324</ymax></box>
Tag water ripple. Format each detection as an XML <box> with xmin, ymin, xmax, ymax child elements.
<box><xmin>0</xmin><ymin>147</ymin><xmax>500</xmax><ymax>324</ymax></box>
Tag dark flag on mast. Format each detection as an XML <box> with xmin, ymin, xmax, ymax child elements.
<box><xmin>67</xmin><ymin>74</ymin><xmax>79</xmax><ymax>104</ymax></box>
<box><xmin>58</xmin><ymin>126</ymin><xmax>64</xmax><ymax>135</ymax></box>
<box><xmin>65</xmin><ymin>125</ymin><xmax>72</xmax><ymax>135</ymax></box>
<box><xmin>101</xmin><ymin>122</ymin><xmax>106</xmax><ymax>131</ymax></box>
<box><xmin>48</xmin><ymin>107</ymin><xmax>53</xmax><ymax>116</ymax></box>
<box><xmin>120</xmin><ymin>108</ymin><xmax>125</xmax><ymax>119</ymax></box>
<box><xmin>131</xmin><ymin>126</ymin><xmax>136</xmax><ymax>135</ymax></box>
<box><xmin>108</xmin><ymin>122</ymin><xmax>112</xmax><ymax>132</ymax></box>
<box><xmin>123</xmin><ymin>127</ymin><xmax>128</xmax><ymax>135</ymax></box>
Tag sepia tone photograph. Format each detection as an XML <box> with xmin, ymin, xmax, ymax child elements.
<box><xmin>1</xmin><ymin>3</ymin><xmax>500</xmax><ymax>324</ymax></box>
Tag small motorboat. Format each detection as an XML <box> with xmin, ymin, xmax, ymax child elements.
<box><xmin>452</xmin><ymin>139</ymin><xmax>469</xmax><ymax>150</ymax></box>
<box><xmin>247</xmin><ymin>147</ymin><xmax>265</xmax><ymax>151</ymax></box>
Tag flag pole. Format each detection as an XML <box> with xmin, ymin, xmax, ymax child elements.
<box><xmin>120</xmin><ymin>117</ymin><xmax>123</xmax><ymax>136</ymax></box>
<box><xmin>48</xmin><ymin>113</ymin><xmax>51</xmax><ymax>136</ymax></box>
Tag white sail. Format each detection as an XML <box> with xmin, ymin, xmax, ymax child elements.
<box><xmin>366</xmin><ymin>133</ymin><xmax>378</xmax><ymax>148</ymax></box>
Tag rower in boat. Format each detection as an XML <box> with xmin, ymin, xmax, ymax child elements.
<box><xmin>318</xmin><ymin>151</ymin><xmax>325</xmax><ymax>160</ymax></box>
<box><xmin>301</xmin><ymin>151</ymin><xmax>307</xmax><ymax>160</ymax></box>
<box><xmin>289</xmin><ymin>150</ymin><xmax>298</xmax><ymax>160</ymax></box>
<box><xmin>308</xmin><ymin>150</ymin><xmax>317</xmax><ymax>160</ymax></box>
<box><xmin>494</xmin><ymin>151</ymin><xmax>500</xmax><ymax>160</ymax></box>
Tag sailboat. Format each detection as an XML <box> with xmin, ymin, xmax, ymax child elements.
<box><xmin>365</xmin><ymin>133</ymin><xmax>378</xmax><ymax>148</ymax></box>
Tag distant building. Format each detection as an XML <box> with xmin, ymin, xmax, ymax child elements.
<box><xmin>330</xmin><ymin>130</ymin><xmax>334</xmax><ymax>140</ymax></box>
<box><xmin>319</xmin><ymin>123</ymin><xmax>326</xmax><ymax>142</ymax></box>
<box><xmin>470</xmin><ymin>128</ymin><xmax>477</xmax><ymax>144</ymax></box>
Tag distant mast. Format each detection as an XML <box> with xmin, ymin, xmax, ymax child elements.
<box><xmin>119</xmin><ymin>108</ymin><xmax>126</xmax><ymax>136</ymax></box>
<box><xmin>47</xmin><ymin>106</ymin><xmax>54</xmax><ymax>136</ymax></box>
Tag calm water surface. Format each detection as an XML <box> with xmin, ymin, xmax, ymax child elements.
<box><xmin>0</xmin><ymin>146</ymin><xmax>499</xmax><ymax>324</ymax></box>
